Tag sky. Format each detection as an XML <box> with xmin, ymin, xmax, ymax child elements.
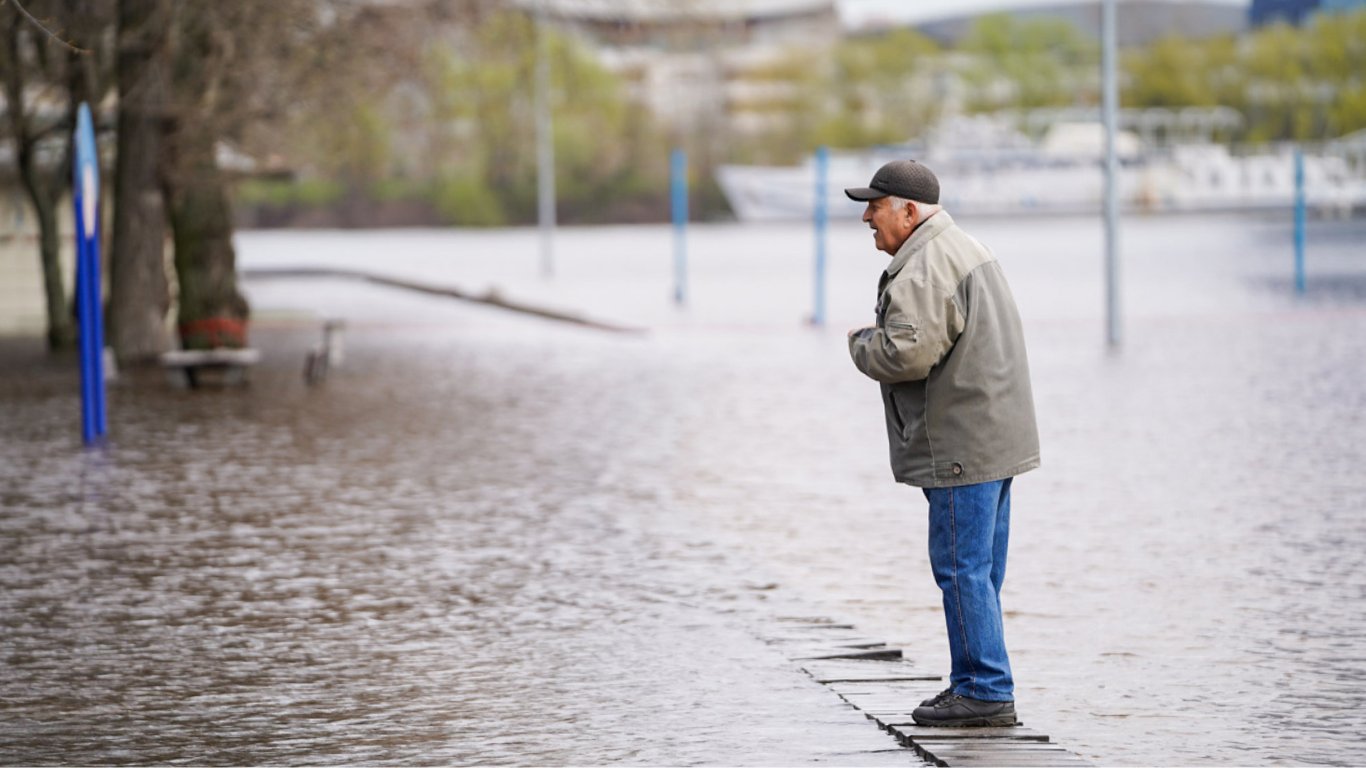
<box><xmin>835</xmin><ymin>0</ymin><xmax>1250</xmax><ymax>27</ymax></box>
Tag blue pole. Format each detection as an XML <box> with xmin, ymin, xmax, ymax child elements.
<box><xmin>1294</xmin><ymin>148</ymin><xmax>1306</xmax><ymax>295</ymax></box>
<box><xmin>73</xmin><ymin>102</ymin><xmax>105</xmax><ymax>444</ymax></box>
<box><xmin>812</xmin><ymin>145</ymin><xmax>829</xmax><ymax>327</ymax></box>
<box><xmin>671</xmin><ymin>147</ymin><xmax>687</xmax><ymax>305</ymax></box>
<box><xmin>76</xmin><ymin>217</ymin><xmax>95</xmax><ymax>444</ymax></box>
<box><xmin>92</xmin><ymin>211</ymin><xmax>106</xmax><ymax>436</ymax></box>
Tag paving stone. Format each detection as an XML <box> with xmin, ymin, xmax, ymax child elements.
<box><xmin>919</xmin><ymin>743</ymin><xmax>1090</xmax><ymax>767</ymax></box>
<box><xmin>868</xmin><ymin>712</ymin><xmax>920</xmax><ymax>729</ymax></box>
<box><xmin>829</xmin><ymin>681</ymin><xmax>945</xmax><ymax>696</ymax></box>
<box><xmin>802</xmin><ymin>660</ymin><xmax>935</xmax><ymax>684</ymax></box>
<box><xmin>767</xmin><ymin>635</ymin><xmax>890</xmax><ymax>646</ymax></box>
<box><xmin>857</xmin><ymin>704</ymin><xmax>931</xmax><ymax>715</ymax></box>
<box><xmin>924</xmin><ymin>752</ymin><xmax>1091</xmax><ymax>768</ymax></box>
<box><xmin>887</xmin><ymin>724</ymin><xmax>1050</xmax><ymax>743</ymax></box>
<box><xmin>771</xmin><ymin>637</ymin><xmax>894</xmax><ymax>649</ymax></box>
<box><xmin>921</xmin><ymin>741</ymin><xmax>1072</xmax><ymax>752</ymax></box>
<box><xmin>929</xmin><ymin>756</ymin><xmax>1090</xmax><ymax>768</ymax></box>
<box><xmin>788</xmin><ymin>646</ymin><xmax>903</xmax><ymax>661</ymax></box>
<box><xmin>835</xmin><ymin>688</ymin><xmax>942</xmax><ymax>703</ymax></box>
<box><xmin>776</xmin><ymin>617</ymin><xmax>856</xmax><ymax>629</ymax></box>
<box><xmin>769</xmin><ymin>617</ymin><xmax>1086</xmax><ymax>766</ymax></box>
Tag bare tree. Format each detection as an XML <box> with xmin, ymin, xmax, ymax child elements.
<box><xmin>1</xmin><ymin>0</ymin><xmax>112</xmax><ymax>351</ymax></box>
<box><xmin>159</xmin><ymin>2</ymin><xmax>250</xmax><ymax>349</ymax></box>
<box><xmin>158</xmin><ymin>0</ymin><xmax>422</xmax><ymax>348</ymax></box>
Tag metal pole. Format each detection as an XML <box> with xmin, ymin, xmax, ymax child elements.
<box><xmin>1294</xmin><ymin>147</ymin><xmax>1306</xmax><ymax>294</ymax></box>
<box><xmin>535</xmin><ymin>0</ymin><xmax>556</xmax><ymax>279</ymax></box>
<box><xmin>1101</xmin><ymin>0</ymin><xmax>1122</xmax><ymax>348</ymax></box>
<box><xmin>73</xmin><ymin>102</ymin><xmax>105</xmax><ymax>443</ymax></box>
<box><xmin>671</xmin><ymin>147</ymin><xmax>687</xmax><ymax>305</ymax></box>
<box><xmin>91</xmin><ymin>205</ymin><xmax>106</xmax><ymax>436</ymax></box>
<box><xmin>812</xmin><ymin>146</ymin><xmax>829</xmax><ymax>327</ymax></box>
<box><xmin>76</xmin><ymin>213</ymin><xmax>96</xmax><ymax>444</ymax></box>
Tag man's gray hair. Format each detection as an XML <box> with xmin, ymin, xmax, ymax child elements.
<box><xmin>885</xmin><ymin>196</ymin><xmax>942</xmax><ymax>217</ymax></box>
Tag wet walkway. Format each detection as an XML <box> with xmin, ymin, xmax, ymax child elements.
<box><xmin>764</xmin><ymin>618</ymin><xmax>1091</xmax><ymax>767</ymax></box>
<box><xmin>1</xmin><ymin>307</ymin><xmax>940</xmax><ymax>765</ymax></box>
<box><xmin>4</xmin><ymin>214</ymin><xmax>1366</xmax><ymax>764</ymax></box>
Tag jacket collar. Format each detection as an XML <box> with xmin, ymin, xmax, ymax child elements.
<box><xmin>885</xmin><ymin>210</ymin><xmax>954</xmax><ymax>278</ymax></box>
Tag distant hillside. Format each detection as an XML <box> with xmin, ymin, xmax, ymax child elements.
<box><xmin>909</xmin><ymin>1</ymin><xmax>1248</xmax><ymax>46</ymax></box>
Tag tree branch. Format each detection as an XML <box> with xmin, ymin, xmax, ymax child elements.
<box><xmin>2</xmin><ymin>0</ymin><xmax>89</xmax><ymax>54</ymax></box>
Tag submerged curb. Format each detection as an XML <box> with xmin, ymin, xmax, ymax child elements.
<box><xmin>241</xmin><ymin>267</ymin><xmax>647</xmax><ymax>334</ymax></box>
<box><xmin>762</xmin><ymin>618</ymin><xmax>1092</xmax><ymax>767</ymax></box>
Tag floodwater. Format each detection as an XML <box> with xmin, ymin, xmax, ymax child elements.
<box><xmin>3</xmin><ymin>213</ymin><xmax>1365</xmax><ymax>765</ymax></box>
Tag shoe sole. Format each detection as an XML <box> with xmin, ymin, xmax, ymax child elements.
<box><xmin>911</xmin><ymin>714</ymin><xmax>1019</xmax><ymax>728</ymax></box>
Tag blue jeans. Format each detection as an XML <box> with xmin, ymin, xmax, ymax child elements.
<box><xmin>923</xmin><ymin>478</ymin><xmax>1014</xmax><ymax>702</ymax></box>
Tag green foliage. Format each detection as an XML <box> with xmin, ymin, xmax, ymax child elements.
<box><xmin>236</xmin><ymin>178</ymin><xmax>345</xmax><ymax>207</ymax></box>
<box><xmin>432</xmin><ymin>174</ymin><xmax>506</xmax><ymax>227</ymax></box>
<box><xmin>1123</xmin><ymin>37</ymin><xmax>1228</xmax><ymax>108</ymax></box>
<box><xmin>819</xmin><ymin>28</ymin><xmax>943</xmax><ymax>147</ymax></box>
<box><xmin>1124</xmin><ymin>8</ymin><xmax>1366</xmax><ymax>143</ymax></box>
<box><xmin>959</xmin><ymin>14</ymin><xmax>1099</xmax><ymax>111</ymax></box>
<box><xmin>732</xmin><ymin>28</ymin><xmax>942</xmax><ymax>165</ymax></box>
<box><xmin>239</xmin><ymin>6</ymin><xmax>1366</xmax><ymax>227</ymax></box>
<box><xmin>427</xmin><ymin>10</ymin><xmax>668</xmax><ymax>224</ymax></box>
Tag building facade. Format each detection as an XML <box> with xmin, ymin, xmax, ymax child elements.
<box><xmin>510</xmin><ymin>0</ymin><xmax>839</xmax><ymax>136</ymax></box>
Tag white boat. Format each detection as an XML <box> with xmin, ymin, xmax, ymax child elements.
<box><xmin>715</xmin><ymin>117</ymin><xmax>1366</xmax><ymax>220</ymax></box>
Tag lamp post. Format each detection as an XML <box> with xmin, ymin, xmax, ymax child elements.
<box><xmin>534</xmin><ymin>0</ymin><xmax>556</xmax><ymax>279</ymax></box>
<box><xmin>1101</xmin><ymin>0</ymin><xmax>1122</xmax><ymax>349</ymax></box>
<box><xmin>812</xmin><ymin>145</ymin><xmax>829</xmax><ymax>327</ymax></box>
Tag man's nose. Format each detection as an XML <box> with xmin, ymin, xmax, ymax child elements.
<box><xmin>862</xmin><ymin>205</ymin><xmax>873</xmax><ymax>222</ymax></box>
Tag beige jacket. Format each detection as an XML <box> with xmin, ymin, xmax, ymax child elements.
<box><xmin>848</xmin><ymin>211</ymin><xmax>1040</xmax><ymax>488</ymax></box>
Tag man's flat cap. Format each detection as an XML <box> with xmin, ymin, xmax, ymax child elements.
<box><xmin>844</xmin><ymin>159</ymin><xmax>940</xmax><ymax>204</ymax></box>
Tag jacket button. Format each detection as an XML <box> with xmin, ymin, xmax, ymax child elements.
<box><xmin>952</xmin><ymin>463</ymin><xmax>963</xmax><ymax>475</ymax></box>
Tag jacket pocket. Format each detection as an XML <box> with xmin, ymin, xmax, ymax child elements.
<box><xmin>886</xmin><ymin>320</ymin><xmax>920</xmax><ymax>344</ymax></box>
<box><xmin>887</xmin><ymin>382</ymin><xmax>923</xmax><ymax>441</ymax></box>
<box><xmin>887</xmin><ymin>387</ymin><xmax>907</xmax><ymax>438</ymax></box>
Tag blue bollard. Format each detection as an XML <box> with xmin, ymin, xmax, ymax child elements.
<box><xmin>1294</xmin><ymin>148</ymin><xmax>1306</xmax><ymax>295</ymax></box>
<box><xmin>73</xmin><ymin>102</ymin><xmax>106</xmax><ymax>444</ymax></box>
<box><xmin>812</xmin><ymin>146</ymin><xmax>829</xmax><ymax>327</ymax></box>
<box><xmin>671</xmin><ymin>147</ymin><xmax>687</xmax><ymax>306</ymax></box>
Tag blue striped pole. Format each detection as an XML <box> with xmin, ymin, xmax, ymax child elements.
<box><xmin>671</xmin><ymin>147</ymin><xmax>687</xmax><ymax>305</ymax></box>
<box><xmin>73</xmin><ymin>102</ymin><xmax>106</xmax><ymax>444</ymax></box>
<box><xmin>812</xmin><ymin>145</ymin><xmax>829</xmax><ymax>327</ymax></box>
<box><xmin>1294</xmin><ymin>148</ymin><xmax>1306</xmax><ymax>295</ymax></box>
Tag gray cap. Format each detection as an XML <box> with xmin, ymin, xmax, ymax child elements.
<box><xmin>844</xmin><ymin>159</ymin><xmax>940</xmax><ymax>204</ymax></box>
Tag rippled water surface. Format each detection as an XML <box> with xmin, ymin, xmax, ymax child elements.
<box><xmin>3</xmin><ymin>214</ymin><xmax>1365</xmax><ymax>765</ymax></box>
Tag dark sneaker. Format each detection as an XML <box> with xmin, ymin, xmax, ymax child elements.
<box><xmin>920</xmin><ymin>686</ymin><xmax>954</xmax><ymax>707</ymax></box>
<box><xmin>912</xmin><ymin>693</ymin><xmax>1018</xmax><ymax>727</ymax></box>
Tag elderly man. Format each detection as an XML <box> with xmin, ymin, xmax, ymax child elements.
<box><xmin>845</xmin><ymin>159</ymin><xmax>1040</xmax><ymax>728</ymax></box>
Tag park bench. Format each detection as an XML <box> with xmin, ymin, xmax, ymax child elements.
<box><xmin>160</xmin><ymin>348</ymin><xmax>261</xmax><ymax>388</ymax></box>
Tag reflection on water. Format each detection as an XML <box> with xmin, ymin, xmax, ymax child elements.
<box><xmin>3</xmin><ymin>215</ymin><xmax>1366</xmax><ymax>765</ymax></box>
<box><xmin>0</xmin><ymin>332</ymin><xmax>918</xmax><ymax>766</ymax></box>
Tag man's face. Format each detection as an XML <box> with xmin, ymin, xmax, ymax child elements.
<box><xmin>862</xmin><ymin>197</ymin><xmax>916</xmax><ymax>255</ymax></box>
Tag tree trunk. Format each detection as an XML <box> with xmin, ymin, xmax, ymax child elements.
<box><xmin>3</xmin><ymin>10</ymin><xmax>75</xmax><ymax>350</ymax></box>
<box><xmin>32</xmin><ymin>183</ymin><xmax>75</xmax><ymax>350</ymax></box>
<box><xmin>164</xmin><ymin>126</ymin><xmax>249</xmax><ymax>350</ymax></box>
<box><xmin>109</xmin><ymin>0</ymin><xmax>172</xmax><ymax>363</ymax></box>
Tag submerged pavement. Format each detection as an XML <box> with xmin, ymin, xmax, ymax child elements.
<box><xmin>3</xmin><ymin>214</ymin><xmax>1366</xmax><ymax>764</ymax></box>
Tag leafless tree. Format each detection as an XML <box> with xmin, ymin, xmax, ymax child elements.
<box><xmin>1</xmin><ymin>0</ymin><xmax>112</xmax><ymax>350</ymax></box>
